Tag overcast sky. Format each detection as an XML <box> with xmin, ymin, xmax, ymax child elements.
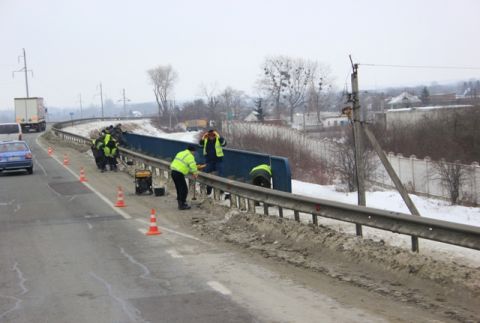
<box><xmin>0</xmin><ymin>0</ymin><xmax>479</xmax><ymax>110</ymax></box>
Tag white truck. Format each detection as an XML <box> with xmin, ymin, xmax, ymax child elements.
<box><xmin>14</xmin><ymin>97</ymin><xmax>47</xmax><ymax>132</ymax></box>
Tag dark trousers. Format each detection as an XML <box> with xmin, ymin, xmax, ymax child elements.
<box><xmin>171</xmin><ymin>170</ymin><xmax>188</xmax><ymax>204</ymax></box>
<box><xmin>204</xmin><ymin>159</ymin><xmax>224</xmax><ymax>194</ymax></box>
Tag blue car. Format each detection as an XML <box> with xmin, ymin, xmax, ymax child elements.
<box><xmin>0</xmin><ymin>141</ymin><xmax>33</xmax><ymax>174</ymax></box>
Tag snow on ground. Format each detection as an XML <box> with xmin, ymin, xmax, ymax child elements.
<box><xmin>62</xmin><ymin>119</ymin><xmax>201</xmax><ymax>143</ymax></box>
<box><xmin>66</xmin><ymin>119</ymin><xmax>480</xmax><ymax>228</ymax></box>
<box><xmin>65</xmin><ymin>119</ymin><xmax>480</xmax><ymax>266</ymax></box>
<box><xmin>293</xmin><ymin>180</ymin><xmax>480</xmax><ymax>227</ymax></box>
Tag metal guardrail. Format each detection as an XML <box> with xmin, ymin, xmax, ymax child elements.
<box><xmin>51</xmin><ymin>120</ymin><xmax>480</xmax><ymax>252</ymax></box>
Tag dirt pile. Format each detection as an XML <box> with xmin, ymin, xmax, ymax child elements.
<box><xmin>192</xmin><ymin>202</ymin><xmax>480</xmax><ymax>322</ymax></box>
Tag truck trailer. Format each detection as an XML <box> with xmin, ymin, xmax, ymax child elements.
<box><xmin>14</xmin><ymin>97</ymin><xmax>46</xmax><ymax>132</ymax></box>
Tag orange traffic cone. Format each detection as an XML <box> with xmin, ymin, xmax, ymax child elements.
<box><xmin>48</xmin><ymin>147</ymin><xmax>53</xmax><ymax>156</ymax></box>
<box><xmin>146</xmin><ymin>209</ymin><xmax>161</xmax><ymax>236</ymax></box>
<box><xmin>115</xmin><ymin>186</ymin><xmax>126</xmax><ymax>207</ymax></box>
<box><xmin>63</xmin><ymin>154</ymin><xmax>70</xmax><ymax>165</ymax></box>
<box><xmin>79</xmin><ymin>167</ymin><xmax>87</xmax><ymax>182</ymax></box>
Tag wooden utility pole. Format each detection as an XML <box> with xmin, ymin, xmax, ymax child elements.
<box><xmin>350</xmin><ymin>57</ymin><xmax>365</xmax><ymax>237</ymax></box>
<box><xmin>349</xmin><ymin>56</ymin><xmax>421</xmax><ymax>252</ymax></box>
<box><xmin>362</xmin><ymin>125</ymin><xmax>421</xmax><ymax>252</ymax></box>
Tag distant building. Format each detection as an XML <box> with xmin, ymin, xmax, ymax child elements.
<box><xmin>376</xmin><ymin>104</ymin><xmax>474</xmax><ymax>129</ymax></box>
<box><xmin>387</xmin><ymin>92</ymin><xmax>421</xmax><ymax>109</ymax></box>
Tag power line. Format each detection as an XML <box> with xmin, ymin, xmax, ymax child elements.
<box><xmin>359</xmin><ymin>63</ymin><xmax>480</xmax><ymax>71</ymax></box>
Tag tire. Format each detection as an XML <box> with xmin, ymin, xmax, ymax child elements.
<box><xmin>27</xmin><ymin>167</ymin><xmax>33</xmax><ymax>174</ymax></box>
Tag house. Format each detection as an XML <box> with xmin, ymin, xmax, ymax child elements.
<box><xmin>387</xmin><ymin>92</ymin><xmax>421</xmax><ymax>109</ymax></box>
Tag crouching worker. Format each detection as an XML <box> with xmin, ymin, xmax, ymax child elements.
<box><xmin>249</xmin><ymin>164</ymin><xmax>272</xmax><ymax>189</ymax></box>
<box><xmin>170</xmin><ymin>144</ymin><xmax>198</xmax><ymax>210</ymax></box>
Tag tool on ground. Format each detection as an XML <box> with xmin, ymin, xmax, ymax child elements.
<box><xmin>134</xmin><ymin>169</ymin><xmax>153</xmax><ymax>195</ymax></box>
<box><xmin>79</xmin><ymin>167</ymin><xmax>87</xmax><ymax>182</ymax></box>
<box><xmin>115</xmin><ymin>186</ymin><xmax>126</xmax><ymax>207</ymax></box>
<box><xmin>146</xmin><ymin>209</ymin><xmax>161</xmax><ymax>236</ymax></box>
<box><xmin>63</xmin><ymin>153</ymin><xmax>70</xmax><ymax>166</ymax></box>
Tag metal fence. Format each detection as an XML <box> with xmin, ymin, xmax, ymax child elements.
<box><xmin>51</xmin><ymin>120</ymin><xmax>480</xmax><ymax>252</ymax></box>
<box><xmin>224</xmin><ymin>121</ymin><xmax>480</xmax><ymax>205</ymax></box>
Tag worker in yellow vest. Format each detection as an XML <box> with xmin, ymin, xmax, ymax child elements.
<box><xmin>170</xmin><ymin>144</ymin><xmax>198</xmax><ymax>210</ymax></box>
<box><xmin>199</xmin><ymin>128</ymin><xmax>227</xmax><ymax>195</ymax></box>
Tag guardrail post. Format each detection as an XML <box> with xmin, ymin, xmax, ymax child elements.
<box><xmin>294</xmin><ymin>210</ymin><xmax>300</xmax><ymax>222</ymax></box>
<box><xmin>229</xmin><ymin>194</ymin><xmax>236</xmax><ymax>208</ymax></box>
<box><xmin>239</xmin><ymin>197</ymin><xmax>246</xmax><ymax>211</ymax></box>
<box><xmin>312</xmin><ymin>214</ymin><xmax>318</xmax><ymax>226</ymax></box>
<box><xmin>263</xmin><ymin>203</ymin><xmax>269</xmax><ymax>216</ymax></box>
<box><xmin>214</xmin><ymin>188</ymin><xmax>220</xmax><ymax>200</ymax></box>
<box><xmin>248</xmin><ymin>199</ymin><xmax>256</xmax><ymax>214</ymax></box>
<box><xmin>278</xmin><ymin>206</ymin><xmax>283</xmax><ymax>218</ymax></box>
<box><xmin>411</xmin><ymin>236</ymin><xmax>419</xmax><ymax>252</ymax></box>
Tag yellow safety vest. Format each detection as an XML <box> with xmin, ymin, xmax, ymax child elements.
<box><xmin>170</xmin><ymin>149</ymin><xmax>198</xmax><ymax>175</ymax></box>
<box><xmin>203</xmin><ymin>136</ymin><xmax>224</xmax><ymax>157</ymax></box>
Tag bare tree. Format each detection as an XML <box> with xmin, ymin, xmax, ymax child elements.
<box><xmin>281</xmin><ymin>58</ymin><xmax>314</xmax><ymax>123</ymax></box>
<box><xmin>258</xmin><ymin>56</ymin><xmax>328</xmax><ymax>122</ymax></box>
<box><xmin>307</xmin><ymin>64</ymin><xmax>334</xmax><ymax>122</ymax></box>
<box><xmin>219</xmin><ymin>87</ymin><xmax>246</xmax><ymax>120</ymax></box>
<box><xmin>147</xmin><ymin>65</ymin><xmax>178</xmax><ymax>119</ymax></box>
<box><xmin>432</xmin><ymin>159</ymin><xmax>467</xmax><ymax>205</ymax></box>
<box><xmin>331</xmin><ymin>127</ymin><xmax>378</xmax><ymax>192</ymax></box>
<box><xmin>258</xmin><ymin>56</ymin><xmax>292</xmax><ymax>119</ymax></box>
<box><xmin>199</xmin><ymin>83</ymin><xmax>220</xmax><ymax>126</ymax></box>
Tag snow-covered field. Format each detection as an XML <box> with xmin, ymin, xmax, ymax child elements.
<box><xmin>63</xmin><ymin>118</ymin><xmax>480</xmax><ymax>266</ymax></box>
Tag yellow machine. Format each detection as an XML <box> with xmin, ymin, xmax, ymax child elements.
<box><xmin>134</xmin><ymin>169</ymin><xmax>153</xmax><ymax>195</ymax></box>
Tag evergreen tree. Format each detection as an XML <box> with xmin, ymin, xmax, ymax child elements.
<box><xmin>420</xmin><ymin>86</ymin><xmax>430</xmax><ymax>105</ymax></box>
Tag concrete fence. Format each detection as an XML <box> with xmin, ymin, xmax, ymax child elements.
<box><xmin>224</xmin><ymin>121</ymin><xmax>480</xmax><ymax>205</ymax></box>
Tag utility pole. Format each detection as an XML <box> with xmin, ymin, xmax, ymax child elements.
<box><xmin>347</xmin><ymin>56</ymin><xmax>421</xmax><ymax>252</ymax></box>
<box><xmin>79</xmin><ymin>94</ymin><xmax>83</xmax><ymax>119</ymax></box>
<box><xmin>350</xmin><ymin>56</ymin><xmax>365</xmax><ymax>237</ymax></box>
<box><xmin>119</xmin><ymin>88</ymin><xmax>130</xmax><ymax>117</ymax></box>
<box><xmin>12</xmin><ymin>48</ymin><xmax>32</xmax><ymax>97</ymax></box>
<box><xmin>99</xmin><ymin>83</ymin><xmax>104</xmax><ymax>118</ymax></box>
<box><xmin>22</xmin><ymin>49</ymin><xmax>29</xmax><ymax>97</ymax></box>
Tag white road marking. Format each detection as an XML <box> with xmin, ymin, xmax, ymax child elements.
<box><xmin>207</xmin><ymin>281</ymin><xmax>232</xmax><ymax>296</ymax></box>
<box><xmin>68</xmin><ymin>196</ymin><xmax>76</xmax><ymax>202</ymax></box>
<box><xmin>0</xmin><ymin>200</ymin><xmax>15</xmax><ymax>206</ymax></box>
<box><xmin>135</xmin><ymin>218</ymin><xmax>211</xmax><ymax>245</ymax></box>
<box><xmin>84</xmin><ymin>214</ymin><xmax>101</xmax><ymax>219</ymax></box>
<box><xmin>137</xmin><ymin>228</ymin><xmax>147</xmax><ymax>234</ymax></box>
<box><xmin>33</xmin><ymin>157</ymin><xmax>47</xmax><ymax>176</ymax></box>
<box><xmin>13</xmin><ymin>204</ymin><xmax>21</xmax><ymax>213</ymax></box>
<box><xmin>87</xmin><ymin>222</ymin><xmax>93</xmax><ymax>229</ymax></box>
<box><xmin>35</xmin><ymin>138</ymin><xmax>132</xmax><ymax>219</ymax></box>
<box><xmin>166</xmin><ymin>249</ymin><xmax>183</xmax><ymax>258</ymax></box>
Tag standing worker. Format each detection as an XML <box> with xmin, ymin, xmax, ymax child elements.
<box><xmin>103</xmin><ymin>130</ymin><xmax>119</xmax><ymax>172</ymax></box>
<box><xmin>249</xmin><ymin>164</ymin><xmax>272</xmax><ymax>188</ymax></box>
<box><xmin>170</xmin><ymin>144</ymin><xmax>199</xmax><ymax>210</ymax></box>
<box><xmin>199</xmin><ymin>128</ymin><xmax>227</xmax><ymax>195</ymax></box>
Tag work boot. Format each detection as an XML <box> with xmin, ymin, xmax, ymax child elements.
<box><xmin>179</xmin><ymin>203</ymin><xmax>191</xmax><ymax>210</ymax></box>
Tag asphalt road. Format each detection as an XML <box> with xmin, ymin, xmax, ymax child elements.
<box><xmin>0</xmin><ymin>132</ymin><xmax>455</xmax><ymax>323</ymax></box>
